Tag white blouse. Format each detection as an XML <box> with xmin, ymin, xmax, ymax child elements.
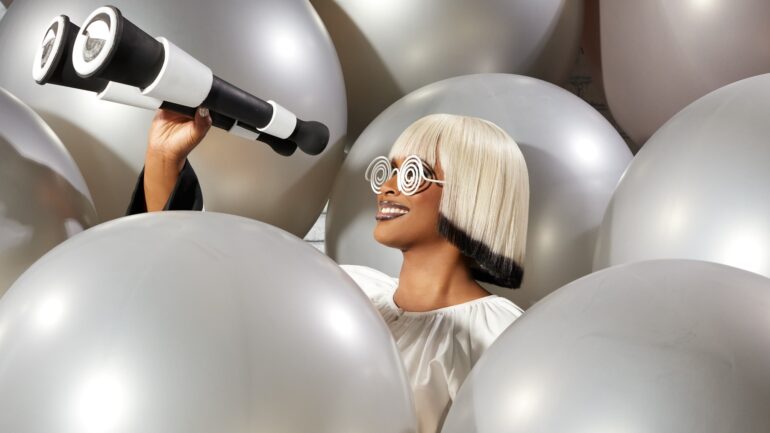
<box><xmin>340</xmin><ymin>264</ymin><xmax>524</xmax><ymax>433</ymax></box>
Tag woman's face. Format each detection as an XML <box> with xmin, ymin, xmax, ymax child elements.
<box><xmin>373</xmin><ymin>156</ymin><xmax>445</xmax><ymax>250</ymax></box>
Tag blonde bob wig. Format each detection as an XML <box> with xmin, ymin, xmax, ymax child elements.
<box><xmin>388</xmin><ymin>114</ymin><xmax>530</xmax><ymax>288</ymax></box>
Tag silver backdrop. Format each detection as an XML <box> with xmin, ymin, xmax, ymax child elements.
<box><xmin>594</xmin><ymin>73</ymin><xmax>770</xmax><ymax>279</ymax></box>
<box><xmin>443</xmin><ymin>260</ymin><xmax>770</xmax><ymax>433</ymax></box>
<box><xmin>0</xmin><ymin>211</ymin><xmax>417</xmax><ymax>433</ymax></box>
<box><xmin>0</xmin><ymin>86</ymin><xmax>96</xmax><ymax>296</ymax></box>
<box><xmin>0</xmin><ymin>0</ymin><xmax>347</xmax><ymax>236</ymax></box>
<box><xmin>325</xmin><ymin>74</ymin><xmax>632</xmax><ymax>309</ymax></box>
<box><xmin>311</xmin><ymin>0</ymin><xmax>583</xmax><ymax>142</ymax></box>
<box><xmin>601</xmin><ymin>0</ymin><xmax>770</xmax><ymax>148</ymax></box>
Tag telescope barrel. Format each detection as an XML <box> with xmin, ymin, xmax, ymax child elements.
<box><xmin>72</xmin><ymin>5</ymin><xmax>329</xmax><ymax>155</ymax></box>
<box><xmin>34</xmin><ymin>13</ymin><xmax>298</xmax><ymax>156</ymax></box>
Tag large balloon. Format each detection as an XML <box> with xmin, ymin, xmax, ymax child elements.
<box><xmin>443</xmin><ymin>259</ymin><xmax>770</xmax><ymax>433</ymax></box>
<box><xmin>311</xmin><ymin>0</ymin><xmax>583</xmax><ymax>141</ymax></box>
<box><xmin>601</xmin><ymin>0</ymin><xmax>770</xmax><ymax>148</ymax></box>
<box><xmin>594</xmin><ymin>74</ymin><xmax>770</xmax><ymax>278</ymax></box>
<box><xmin>0</xmin><ymin>0</ymin><xmax>347</xmax><ymax>236</ymax></box>
<box><xmin>325</xmin><ymin>74</ymin><xmax>632</xmax><ymax>309</ymax></box>
<box><xmin>0</xmin><ymin>211</ymin><xmax>417</xmax><ymax>433</ymax></box>
<box><xmin>0</xmin><ymin>86</ymin><xmax>96</xmax><ymax>296</ymax></box>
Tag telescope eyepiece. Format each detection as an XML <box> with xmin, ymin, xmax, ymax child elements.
<box><xmin>72</xmin><ymin>6</ymin><xmax>121</xmax><ymax>78</ymax></box>
<box><xmin>32</xmin><ymin>15</ymin><xmax>69</xmax><ymax>84</ymax></box>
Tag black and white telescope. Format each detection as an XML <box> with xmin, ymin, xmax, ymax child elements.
<box><xmin>71</xmin><ymin>5</ymin><xmax>329</xmax><ymax>156</ymax></box>
<box><xmin>32</xmin><ymin>14</ymin><xmax>297</xmax><ymax>156</ymax></box>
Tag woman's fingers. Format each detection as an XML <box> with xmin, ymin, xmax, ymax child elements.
<box><xmin>155</xmin><ymin>108</ymin><xmax>187</xmax><ymax>124</ymax></box>
<box><xmin>191</xmin><ymin>107</ymin><xmax>213</xmax><ymax>142</ymax></box>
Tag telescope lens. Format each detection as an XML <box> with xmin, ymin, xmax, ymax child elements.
<box><xmin>39</xmin><ymin>24</ymin><xmax>58</xmax><ymax>69</ymax></box>
<box><xmin>82</xmin><ymin>14</ymin><xmax>111</xmax><ymax>63</ymax></box>
<box><xmin>33</xmin><ymin>16</ymin><xmax>69</xmax><ymax>84</ymax></box>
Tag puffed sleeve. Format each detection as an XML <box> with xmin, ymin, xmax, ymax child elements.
<box><xmin>125</xmin><ymin>159</ymin><xmax>203</xmax><ymax>215</ymax></box>
<box><xmin>339</xmin><ymin>264</ymin><xmax>398</xmax><ymax>300</ymax></box>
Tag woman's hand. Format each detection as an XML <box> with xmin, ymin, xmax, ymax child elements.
<box><xmin>144</xmin><ymin>107</ymin><xmax>212</xmax><ymax>211</ymax></box>
<box><xmin>148</xmin><ymin>107</ymin><xmax>212</xmax><ymax>163</ymax></box>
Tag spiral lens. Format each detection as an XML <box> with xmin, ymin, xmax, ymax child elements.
<box><xmin>365</xmin><ymin>155</ymin><xmax>439</xmax><ymax>195</ymax></box>
<box><xmin>398</xmin><ymin>155</ymin><xmax>425</xmax><ymax>195</ymax></box>
<box><xmin>365</xmin><ymin>156</ymin><xmax>392</xmax><ymax>194</ymax></box>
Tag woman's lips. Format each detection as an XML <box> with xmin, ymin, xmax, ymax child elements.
<box><xmin>376</xmin><ymin>203</ymin><xmax>410</xmax><ymax>221</ymax></box>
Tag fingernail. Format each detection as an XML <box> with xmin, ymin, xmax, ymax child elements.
<box><xmin>198</xmin><ymin>107</ymin><xmax>209</xmax><ymax>118</ymax></box>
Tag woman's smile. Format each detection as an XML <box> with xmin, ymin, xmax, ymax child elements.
<box><xmin>376</xmin><ymin>200</ymin><xmax>410</xmax><ymax>221</ymax></box>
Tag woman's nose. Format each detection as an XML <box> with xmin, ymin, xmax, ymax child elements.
<box><xmin>381</xmin><ymin>170</ymin><xmax>400</xmax><ymax>196</ymax></box>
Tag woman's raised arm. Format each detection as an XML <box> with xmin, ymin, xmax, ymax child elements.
<box><xmin>144</xmin><ymin>108</ymin><xmax>211</xmax><ymax>211</ymax></box>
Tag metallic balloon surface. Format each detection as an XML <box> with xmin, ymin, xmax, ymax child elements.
<box><xmin>312</xmin><ymin>0</ymin><xmax>583</xmax><ymax>140</ymax></box>
<box><xmin>0</xmin><ymin>211</ymin><xmax>417</xmax><ymax>433</ymax></box>
<box><xmin>326</xmin><ymin>74</ymin><xmax>632</xmax><ymax>309</ymax></box>
<box><xmin>442</xmin><ymin>260</ymin><xmax>770</xmax><ymax>433</ymax></box>
<box><xmin>594</xmin><ymin>74</ymin><xmax>770</xmax><ymax>277</ymax></box>
<box><xmin>0</xmin><ymin>86</ymin><xmax>96</xmax><ymax>296</ymax></box>
<box><xmin>0</xmin><ymin>0</ymin><xmax>347</xmax><ymax>235</ymax></box>
<box><xmin>601</xmin><ymin>0</ymin><xmax>770</xmax><ymax>148</ymax></box>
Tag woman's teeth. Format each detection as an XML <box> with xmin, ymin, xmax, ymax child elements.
<box><xmin>377</xmin><ymin>207</ymin><xmax>409</xmax><ymax>220</ymax></box>
<box><xmin>383</xmin><ymin>207</ymin><xmax>408</xmax><ymax>214</ymax></box>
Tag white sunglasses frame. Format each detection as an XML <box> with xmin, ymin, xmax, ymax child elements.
<box><xmin>365</xmin><ymin>154</ymin><xmax>445</xmax><ymax>196</ymax></box>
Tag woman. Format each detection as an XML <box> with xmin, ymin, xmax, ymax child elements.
<box><xmin>127</xmin><ymin>107</ymin><xmax>530</xmax><ymax>433</ymax></box>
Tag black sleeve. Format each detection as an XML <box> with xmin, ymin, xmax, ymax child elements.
<box><xmin>126</xmin><ymin>159</ymin><xmax>203</xmax><ymax>215</ymax></box>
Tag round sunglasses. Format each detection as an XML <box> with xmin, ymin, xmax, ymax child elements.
<box><xmin>364</xmin><ymin>155</ymin><xmax>445</xmax><ymax>196</ymax></box>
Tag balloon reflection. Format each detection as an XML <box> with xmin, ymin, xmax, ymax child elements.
<box><xmin>74</xmin><ymin>368</ymin><xmax>130</xmax><ymax>433</ymax></box>
<box><xmin>33</xmin><ymin>293</ymin><xmax>65</xmax><ymax>332</ymax></box>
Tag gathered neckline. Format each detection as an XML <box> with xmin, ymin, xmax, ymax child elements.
<box><xmin>387</xmin><ymin>293</ymin><xmax>500</xmax><ymax>316</ymax></box>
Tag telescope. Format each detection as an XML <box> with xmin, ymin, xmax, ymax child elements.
<box><xmin>32</xmin><ymin>15</ymin><xmax>298</xmax><ymax>156</ymax></box>
<box><xmin>70</xmin><ymin>5</ymin><xmax>329</xmax><ymax>156</ymax></box>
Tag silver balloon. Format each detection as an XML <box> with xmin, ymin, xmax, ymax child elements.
<box><xmin>442</xmin><ymin>259</ymin><xmax>770</xmax><ymax>433</ymax></box>
<box><xmin>0</xmin><ymin>86</ymin><xmax>96</xmax><ymax>296</ymax></box>
<box><xmin>601</xmin><ymin>0</ymin><xmax>770</xmax><ymax>148</ymax></box>
<box><xmin>325</xmin><ymin>74</ymin><xmax>632</xmax><ymax>309</ymax></box>
<box><xmin>0</xmin><ymin>211</ymin><xmax>417</xmax><ymax>433</ymax></box>
<box><xmin>594</xmin><ymin>74</ymin><xmax>770</xmax><ymax>278</ymax></box>
<box><xmin>312</xmin><ymin>0</ymin><xmax>583</xmax><ymax>141</ymax></box>
<box><xmin>0</xmin><ymin>0</ymin><xmax>347</xmax><ymax>236</ymax></box>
